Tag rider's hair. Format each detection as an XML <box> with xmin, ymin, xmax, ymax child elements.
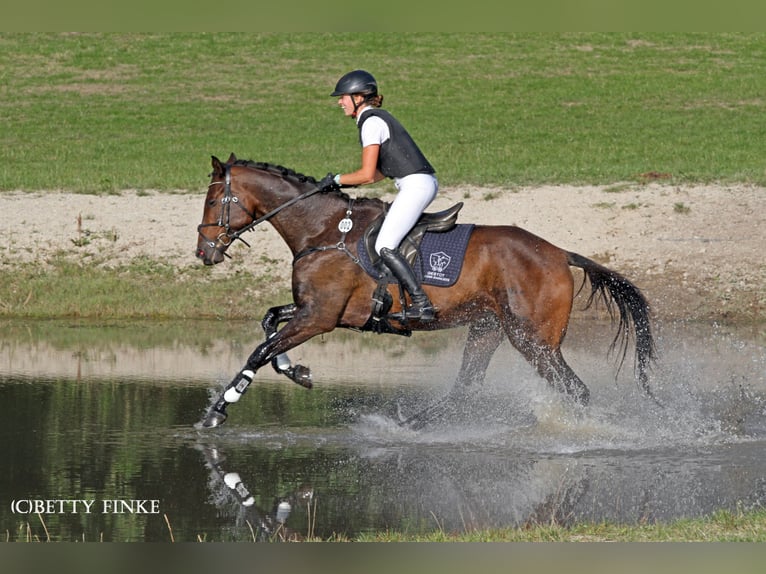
<box><xmin>365</xmin><ymin>93</ymin><xmax>384</xmax><ymax>108</ymax></box>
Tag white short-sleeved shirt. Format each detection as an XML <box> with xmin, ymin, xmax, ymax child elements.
<box><xmin>356</xmin><ymin>107</ymin><xmax>390</xmax><ymax>147</ymax></box>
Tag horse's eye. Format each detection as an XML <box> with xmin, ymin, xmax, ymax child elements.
<box><xmin>208</xmin><ymin>199</ymin><xmax>217</xmax><ymax>206</ymax></box>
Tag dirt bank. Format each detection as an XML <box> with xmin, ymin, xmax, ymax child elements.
<box><xmin>2</xmin><ymin>183</ymin><xmax>764</xmax><ymax>322</ymax></box>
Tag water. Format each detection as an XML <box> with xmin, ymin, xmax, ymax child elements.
<box><xmin>0</xmin><ymin>318</ymin><xmax>764</xmax><ymax>541</ymax></box>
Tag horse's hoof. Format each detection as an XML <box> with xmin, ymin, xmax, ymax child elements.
<box><xmin>201</xmin><ymin>409</ymin><xmax>228</xmax><ymax>428</ymax></box>
<box><xmin>291</xmin><ymin>365</ymin><xmax>313</xmax><ymax>389</ymax></box>
<box><xmin>400</xmin><ymin>417</ymin><xmax>427</xmax><ymax>431</ymax></box>
<box><xmin>284</xmin><ymin>365</ymin><xmax>312</xmax><ymax>389</ymax></box>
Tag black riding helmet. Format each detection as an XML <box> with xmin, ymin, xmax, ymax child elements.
<box><xmin>331</xmin><ymin>70</ymin><xmax>378</xmax><ymax>97</ymax></box>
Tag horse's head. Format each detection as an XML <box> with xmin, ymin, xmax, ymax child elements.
<box><xmin>196</xmin><ymin>153</ymin><xmax>255</xmax><ymax>265</ymax></box>
<box><xmin>196</xmin><ymin>155</ymin><xmax>332</xmax><ymax>266</ymax></box>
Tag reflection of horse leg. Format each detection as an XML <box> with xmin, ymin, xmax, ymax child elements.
<box><xmin>261</xmin><ymin>304</ymin><xmax>312</xmax><ymax>387</ymax></box>
<box><xmin>198</xmin><ymin>443</ymin><xmax>285</xmax><ymax>540</ymax></box>
<box><xmin>401</xmin><ymin>315</ymin><xmax>503</xmax><ymax>430</ymax></box>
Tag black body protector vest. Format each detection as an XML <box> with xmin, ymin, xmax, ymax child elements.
<box><xmin>357</xmin><ymin>109</ymin><xmax>435</xmax><ymax>179</ymax></box>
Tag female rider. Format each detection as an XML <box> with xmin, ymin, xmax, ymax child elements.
<box><xmin>318</xmin><ymin>70</ymin><xmax>438</xmax><ymax>321</ymax></box>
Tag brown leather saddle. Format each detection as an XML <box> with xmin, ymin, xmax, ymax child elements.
<box><xmin>360</xmin><ymin>202</ymin><xmax>464</xmax><ymax>268</ymax></box>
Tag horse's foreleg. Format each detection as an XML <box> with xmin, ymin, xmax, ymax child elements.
<box><xmin>401</xmin><ymin>315</ymin><xmax>503</xmax><ymax>430</ymax></box>
<box><xmin>261</xmin><ymin>304</ymin><xmax>312</xmax><ymax>387</ymax></box>
<box><xmin>202</xmin><ymin>341</ymin><xmax>296</xmax><ymax>428</ymax></box>
<box><xmin>201</xmin><ymin>313</ymin><xmax>329</xmax><ymax>428</ymax></box>
<box><xmin>454</xmin><ymin>314</ymin><xmax>504</xmax><ymax>389</ymax></box>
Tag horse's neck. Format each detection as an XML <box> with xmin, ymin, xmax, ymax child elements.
<box><xmin>268</xmin><ymin>189</ymin><xmax>356</xmax><ymax>254</ymax></box>
<box><xmin>239</xmin><ymin>167</ymin><xmax>382</xmax><ymax>254</ymax></box>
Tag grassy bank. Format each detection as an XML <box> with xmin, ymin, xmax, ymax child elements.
<box><xmin>346</xmin><ymin>509</ymin><xmax>766</xmax><ymax>542</ymax></box>
<box><xmin>0</xmin><ymin>257</ymin><xmax>289</xmax><ymax>320</ymax></box>
<box><xmin>14</xmin><ymin>509</ymin><xmax>766</xmax><ymax>542</ymax></box>
<box><xmin>1</xmin><ymin>33</ymin><xmax>764</xmax><ymax>191</ymax></box>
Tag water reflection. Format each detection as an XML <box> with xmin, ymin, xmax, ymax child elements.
<box><xmin>199</xmin><ymin>443</ymin><xmax>315</xmax><ymax>541</ymax></box>
<box><xmin>0</xmin><ymin>319</ymin><xmax>764</xmax><ymax>541</ymax></box>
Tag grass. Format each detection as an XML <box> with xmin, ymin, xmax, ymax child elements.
<box><xmin>1</xmin><ymin>33</ymin><xmax>765</xmax><ymax>192</ymax></box>
<box><xmin>1</xmin><ymin>33</ymin><xmax>762</xmax><ymax>321</ymax></box>
<box><xmin>12</xmin><ymin>508</ymin><xmax>766</xmax><ymax>542</ymax></box>
<box><xmin>349</xmin><ymin>509</ymin><xmax>766</xmax><ymax>542</ymax></box>
<box><xmin>0</xmin><ymin>256</ymin><xmax>289</xmax><ymax>320</ymax></box>
<box><xmin>1</xmin><ymin>34</ymin><xmax>764</xmax><ymax>543</ymax></box>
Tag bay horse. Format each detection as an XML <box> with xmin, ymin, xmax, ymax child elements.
<box><xmin>196</xmin><ymin>154</ymin><xmax>655</xmax><ymax>429</ymax></box>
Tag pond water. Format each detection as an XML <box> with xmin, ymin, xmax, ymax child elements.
<box><xmin>0</xmin><ymin>318</ymin><xmax>764</xmax><ymax>542</ymax></box>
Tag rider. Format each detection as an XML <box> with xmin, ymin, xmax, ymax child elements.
<box><xmin>318</xmin><ymin>70</ymin><xmax>438</xmax><ymax>322</ymax></box>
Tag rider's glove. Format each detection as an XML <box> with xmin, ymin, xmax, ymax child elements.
<box><xmin>317</xmin><ymin>173</ymin><xmax>341</xmax><ymax>192</ymax></box>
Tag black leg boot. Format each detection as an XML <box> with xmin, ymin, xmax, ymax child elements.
<box><xmin>379</xmin><ymin>247</ymin><xmax>436</xmax><ymax>322</ymax></box>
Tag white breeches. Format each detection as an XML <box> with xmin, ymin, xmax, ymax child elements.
<box><xmin>374</xmin><ymin>173</ymin><xmax>439</xmax><ymax>254</ymax></box>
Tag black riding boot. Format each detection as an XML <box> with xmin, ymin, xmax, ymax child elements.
<box><xmin>379</xmin><ymin>247</ymin><xmax>436</xmax><ymax>322</ymax></box>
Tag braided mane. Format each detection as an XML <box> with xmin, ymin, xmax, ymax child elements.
<box><xmin>232</xmin><ymin>158</ymin><xmax>383</xmax><ymax>207</ymax></box>
<box><xmin>233</xmin><ymin>159</ymin><xmax>316</xmax><ymax>185</ymax></box>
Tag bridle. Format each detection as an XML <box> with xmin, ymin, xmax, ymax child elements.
<box><xmin>197</xmin><ymin>163</ymin><xmax>322</xmax><ymax>261</ymax></box>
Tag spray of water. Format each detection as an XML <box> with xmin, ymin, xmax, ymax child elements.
<box><xmin>352</xmin><ymin>320</ymin><xmax>766</xmax><ymax>454</ymax></box>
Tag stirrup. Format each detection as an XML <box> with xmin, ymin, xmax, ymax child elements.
<box><xmin>402</xmin><ymin>303</ymin><xmax>436</xmax><ymax>322</ymax></box>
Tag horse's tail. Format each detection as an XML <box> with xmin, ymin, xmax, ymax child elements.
<box><xmin>566</xmin><ymin>252</ymin><xmax>657</xmax><ymax>400</ymax></box>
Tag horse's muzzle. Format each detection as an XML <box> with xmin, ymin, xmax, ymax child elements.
<box><xmin>195</xmin><ymin>243</ymin><xmax>225</xmax><ymax>265</ymax></box>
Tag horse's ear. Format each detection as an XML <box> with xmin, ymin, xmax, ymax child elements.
<box><xmin>227</xmin><ymin>152</ymin><xmax>237</xmax><ymax>164</ymax></box>
<box><xmin>211</xmin><ymin>155</ymin><xmax>224</xmax><ymax>177</ymax></box>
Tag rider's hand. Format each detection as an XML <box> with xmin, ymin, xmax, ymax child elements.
<box><xmin>317</xmin><ymin>172</ymin><xmax>340</xmax><ymax>192</ymax></box>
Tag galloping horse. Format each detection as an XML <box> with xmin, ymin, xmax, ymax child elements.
<box><xmin>196</xmin><ymin>154</ymin><xmax>655</xmax><ymax>429</ymax></box>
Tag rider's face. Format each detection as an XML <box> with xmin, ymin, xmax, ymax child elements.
<box><xmin>338</xmin><ymin>94</ymin><xmax>363</xmax><ymax>117</ymax></box>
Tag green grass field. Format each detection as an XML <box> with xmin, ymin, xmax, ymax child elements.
<box><xmin>1</xmin><ymin>32</ymin><xmax>764</xmax><ymax>192</ymax></box>
<box><xmin>1</xmin><ymin>33</ymin><xmax>764</xmax><ymax>320</ymax></box>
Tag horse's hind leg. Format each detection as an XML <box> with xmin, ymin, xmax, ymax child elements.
<box><xmin>261</xmin><ymin>304</ymin><xmax>312</xmax><ymax>387</ymax></box>
<box><xmin>500</xmin><ymin>313</ymin><xmax>589</xmax><ymax>405</ymax></box>
<box><xmin>401</xmin><ymin>315</ymin><xmax>503</xmax><ymax>430</ymax></box>
<box><xmin>531</xmin><ymin>346</ymin><xmax>590</xmax><ymax>405</ymax></box>
<box><xmin>460</xmin><ymin>314</ymin><xmax>588</xmax><ymax>405</ymax></box>
<box><xmin>497</xmin><ymin>256</ymin><xmax>590</xmax><ymax>405</ymax></box>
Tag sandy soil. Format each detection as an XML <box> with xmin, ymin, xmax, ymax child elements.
<box><xmin>2</xmin><ymin>183</ymin><xmax>764</xmax><ymax>322</ymax></box>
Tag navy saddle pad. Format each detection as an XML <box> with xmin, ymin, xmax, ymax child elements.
<box><xmin>357</xmin><ymin>224</ymin><xmax>475</xmax><ymax>287</ymax></box>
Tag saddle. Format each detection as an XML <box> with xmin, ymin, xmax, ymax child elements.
<box><xmin>358</xmin><ymin>202</ymin><xmax>464</xmax><ymax>336</ymax></box>
<box><xmin>360</xmin><ymin>202</ymin><xmax>463</xmax><ymax>269</ymax></box>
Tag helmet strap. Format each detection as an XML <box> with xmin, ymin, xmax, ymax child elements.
<box><xmin>350</xmin><ymin>94</ymin><xmax>369</xmax><ymax>118</ymax></box>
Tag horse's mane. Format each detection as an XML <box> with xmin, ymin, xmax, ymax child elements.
<box><xmin>233</xmin><ymin>159</ymin><xmax>384</xmax><ymax>207</ymax></box>
<box><xmin>233</xmin><ymin>159</ymin><xmax>314</xmax><ymax>184</ymax></box>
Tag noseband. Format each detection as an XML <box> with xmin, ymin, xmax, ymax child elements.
<box><xmin>197</xmin><ymin>164</ymin><xmax>323</xmax><ymax>260</ymax></box>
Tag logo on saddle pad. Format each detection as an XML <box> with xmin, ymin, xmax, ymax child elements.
<box><xmin>424</xmin><ymin>251</ymin><xmax>454</xmax><ymax>284</ymax></box>
<box><xmin>428</xmin><ymin>251</ymin><xmax>451</xmax><ymax>274</ymax></box>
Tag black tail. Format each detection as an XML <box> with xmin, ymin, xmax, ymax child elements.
<box><xmin>567</xmin><ymin>252</ymin><xmax>657</xmax><ymax>400</ymax></box>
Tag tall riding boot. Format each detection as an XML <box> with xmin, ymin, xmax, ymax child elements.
<box><xmin>379</xmin><ymin>247</ymin><xmax>436</xmax><ymax>321</ymax></box>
